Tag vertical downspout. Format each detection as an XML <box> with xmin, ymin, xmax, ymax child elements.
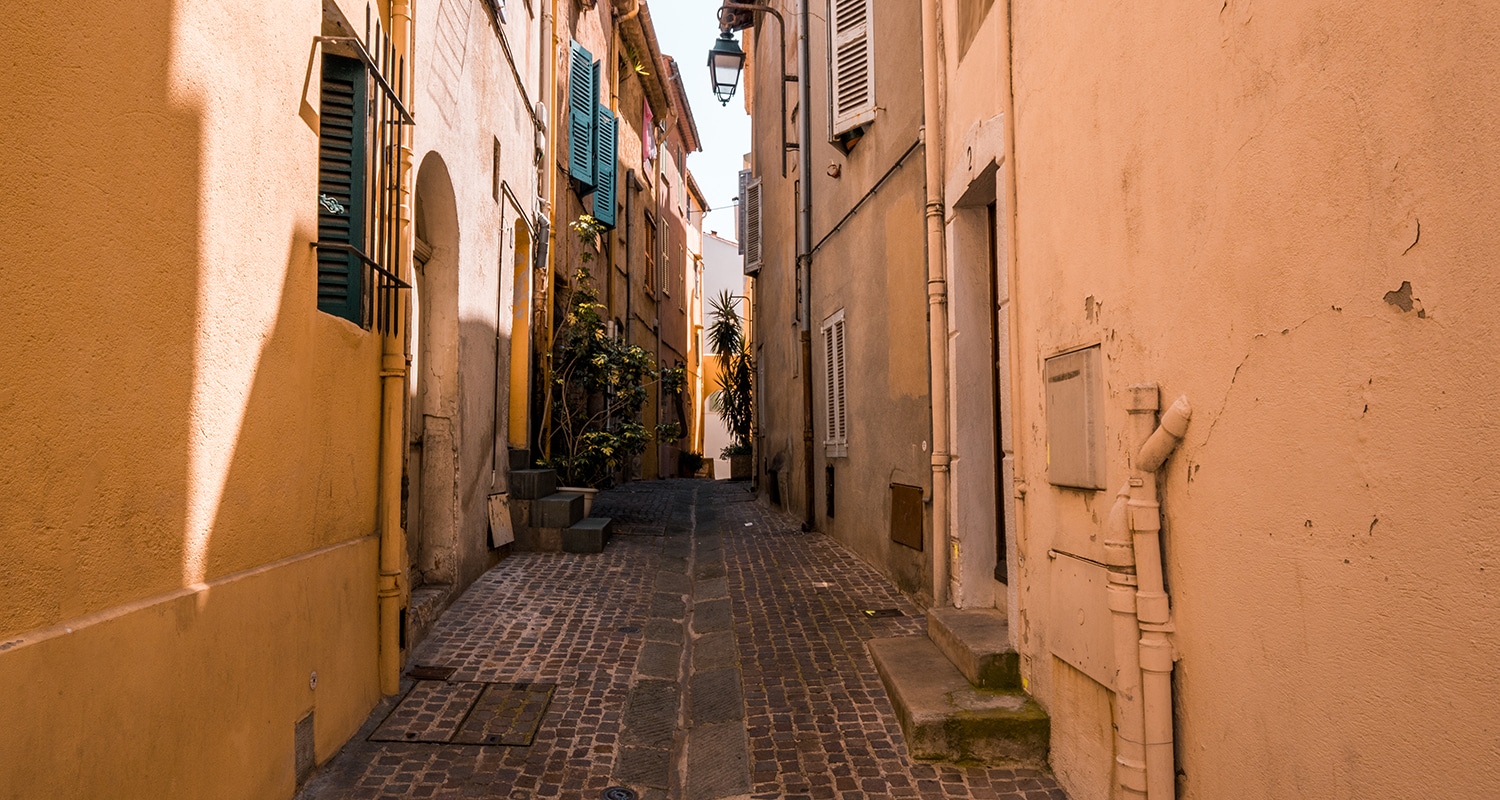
<box><xmin>378</xmin><ymin>0</ymin><xmax>416</xmax><ymax>696</ymax></box>
<box><xmin>796</xmin><ymin>0</ymin><xmax>815</xmax><ymax>531</ymax></box>
<box><xmin>1105</xmin><ymin>384</ymin><xmax>1160</xmax><ymax>799</ymax></box>
<box><xmin>920</xmin><ymin>0</ymin><xmax>950</xmax><ymax>606</ymax></box>
<box><xmin>538</xmin><ymin>0</ymin><xmax>561</xmax><ymax>459</ymax></box>
<box><xmin>1131</xmin><ymin>394</ymin><xmax>1190</xmax><ymax>800</ymax></box>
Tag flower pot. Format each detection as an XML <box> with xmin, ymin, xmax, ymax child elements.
<box><xmin>729</xmin><ymin>454</ymin><xmax>752</xmax><ymax>481</ymax></box>
<box><xmin>558</xmin><ymin>486</ymin><xmax>599</xmax><ymax>516</ymax></box>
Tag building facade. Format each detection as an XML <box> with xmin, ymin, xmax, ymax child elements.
<box><xmin>737</xmin><ymin>0</ymin><xmax>933</xmax><ymax>594</ymax></box>
<box><xmin>736</xmin><ymin>0</ymin><xmax>1500</xmax><ymax>798</ymax></box>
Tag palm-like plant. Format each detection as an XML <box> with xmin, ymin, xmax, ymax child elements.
<box><xmin>707</xmin><ymin>291</ymin><xmax>754</xmax><ymax>457</ymax></box>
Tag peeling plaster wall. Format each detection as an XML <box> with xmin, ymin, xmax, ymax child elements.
<box><xmin>973</xmin><ymin>2</ymin><xmax>1500</xmax><ymax>798</ymax></box>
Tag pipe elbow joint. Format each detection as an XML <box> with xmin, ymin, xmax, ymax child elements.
<box><xmin>1137</xmin><ymin>395</ymin><xmax>1192</xmax><ymax>473</ymax></box>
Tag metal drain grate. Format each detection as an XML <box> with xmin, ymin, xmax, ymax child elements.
<box><xmin>408</xmin><ymin>664</ymin><xmax>457</xmax><ymax>681</ymax></box>
<box><xmin>861</xmin><ymin>608</ymin><xmax>905</xmax><ymax>618</ymax></box>
<box><xmin>369</xmin><ymin>681</ymin><xmax>555</xmax><ymax>746</ymax></box>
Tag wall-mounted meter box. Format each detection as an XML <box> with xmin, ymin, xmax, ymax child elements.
<box><xmin>1045</xmin><ymin>345</ymin><xmax>1105</xmax><ymax>490</ymax></box>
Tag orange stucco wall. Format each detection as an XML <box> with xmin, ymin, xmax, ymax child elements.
<box><xmin>1</xmin><ymin>0</ymin><xmax>389</xmax><ymax>794</ymax></box>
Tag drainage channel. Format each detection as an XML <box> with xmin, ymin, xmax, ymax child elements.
<box><xmin>612</xmin><ymin>482</ymin><xmax>750</xmax><ymax>800</ymax></box>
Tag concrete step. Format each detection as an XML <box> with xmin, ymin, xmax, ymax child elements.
<box><xmin>562</xmin><ymin>517</ymin><xmax>613</xmax><ymax>554</ymax></box>
<box><xmin>868</xmin><ymin>636</ymin><xmax>1048</xmax><ymax>766</ymax></box>
<box><xmin>510</xmin><ymin>468</ymin><xmax>557</xmax><ymax>500</ymax></box>
<box><xmin>535</xmin><ymin>491</ymin><xmax>585</xmax><ymax>528</ymax></box>
<box><xmin>508</xmin><ymin>447</ymin><xmax>531</xmax><ymax>472</ymax></box>
<box><xmin>927</xmin><ymin>607</ymin><xmax>1021</xmax><ymax>690</ymax></box>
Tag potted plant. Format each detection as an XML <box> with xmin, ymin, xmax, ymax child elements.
<box><xmin>540</xmin><ymin>216</ymin><xmax>672</xmax><ymax>498</ymax></box>
<box><xmin>707</xmin><ymin>291</ymin><xmax>755</xmax><ymax>481</ymax></box>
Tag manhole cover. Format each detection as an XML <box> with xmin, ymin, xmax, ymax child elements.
<box><xmin>602</xmin><ymin>788</ymin><xmax>638</xmax><ymax>800</ymax></box>
<box><xmin>369</xmin><ymin>681</ymin><xmax>555</xmax><ymax>746</ymax></box>
<box><xmin>861</xmin><ymin>608</ymin><xmax>904</xmax><ymax>618</ymax></box>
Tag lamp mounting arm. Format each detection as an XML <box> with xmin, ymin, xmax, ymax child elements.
<box><xmin>717</xmin><ymin>2</ymin><xmax>796</xmax><ymax>176</ymax></box>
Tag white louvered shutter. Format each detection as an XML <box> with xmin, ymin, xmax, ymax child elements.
<box><xmin>830</xmin><ymin>0</ymin><xmax>876</xmax><ymax>135</ymax></box>
<box><xmin>743</xmin><ymin>177</ymin><xmax>762</xmax><ymax>275</ymax></box>
<box><xmin>737</xmin><ymin>169</ymin><xmax>751</xmax><ymax>255</ymax></box>
<box><xmin>823</xmin><ymin>310</ymin><xmax>848</xmax><ymax>456</ymax></box>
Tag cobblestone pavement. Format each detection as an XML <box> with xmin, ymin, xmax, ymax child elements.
<box><xmin>298</xmin><ymin>479</ymin><xmax>1065</xmax><ymax>800</ymax></box>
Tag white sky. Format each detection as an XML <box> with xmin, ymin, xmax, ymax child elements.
<box><xmin>652</xmin><ymin>0</ymin><xmax>751</xmax><ymax>241</ymax></box>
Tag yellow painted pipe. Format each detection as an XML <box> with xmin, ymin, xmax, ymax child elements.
<box><xmin>377</xmin><ymin>0</ymin><xmax>415</xmax><ymax>696</ymax></box>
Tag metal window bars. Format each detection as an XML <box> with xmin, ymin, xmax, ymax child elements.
<box><xmin>314</xmin><ymin>11</ymin><xmax>414</xmax><ymax>336</ymax></box>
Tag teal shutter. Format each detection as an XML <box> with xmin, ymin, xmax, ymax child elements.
<box><xmin>567</xmin><ymin>41</ymin><xmax>597</xmax><ymax>190</ymax></box>
<box><xmin>593</xmin><ymin>105</ymin><xmax>618</xmax><ymax>228</ymax></box>
<box><xmin>317</xmin><ymin>55</ymin><xmax>367</xmax><ymax>324</ymax></box>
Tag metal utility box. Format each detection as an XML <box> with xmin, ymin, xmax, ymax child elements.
<box><xmin>1045</xmin><ymin>346</ymin><xmax>1105</xmax><ymax>490</ymax></box>
<box><xmin>890</xmin><ymin>483</ymin><xmax>924</xmax><ymax>551</ymax></box>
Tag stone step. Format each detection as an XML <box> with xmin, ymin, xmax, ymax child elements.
<box><xmin>868</xmin><ymin>636</ymin><xmax>1049</xmax><ymax>766</ymax></box>
<box><xmin>507</xmin><ymin>447</ymin><xmax>531</xmax><ymax>472</ymax></box>
<box><xmin>405</xmin><ymin>583</ymin><xmax>452</xmax><ymax>651</ymax></box>
<box><xmin>562</xmin><ymin>517</ymin><xmax>613</xmax><ymax>554</ymax></box>
<box><xmin>927</xmin><ymin>607</ymin><xmax>1021</xmax><ymax>690</ymax></box>
<box><xmin>510</xmin><ymin>468</ymin><xmax>557</xmax><ymax>500</ymax></box>
<box><xmin>535</xmin><ymin>491</ymin><xmax>585</xmax><ymax>528</ymax></box>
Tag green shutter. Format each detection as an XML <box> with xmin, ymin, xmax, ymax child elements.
<box><xmin>567</xmin><ymin>41</ymin><xmax>596</xmax><ymax>190</ymax></box>
<box><xmin>317</xmin><ymin>55</ymin><xmax>366</xmax><ymax>324</ymax></box>
<box><xmin>593</xmin><ymin>105</ymin><xmax>618</xmax><ymax>229</ymax></box>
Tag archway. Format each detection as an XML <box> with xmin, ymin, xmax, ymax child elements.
<box><xmin>409</xmin><ymin>152</ymin><xmax>461</xmax><ymax>587</ymax></box>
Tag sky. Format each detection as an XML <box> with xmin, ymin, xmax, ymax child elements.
<box><xmin>651</xmin><ymin>0</ymin><xmax>752</xmax><ymax>240</ymax></box>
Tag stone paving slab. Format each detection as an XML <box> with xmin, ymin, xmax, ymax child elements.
<box><xmin>297</xmin><ymin>479</ymin><xmax>1066</xmax><ymax>800</ymax></box>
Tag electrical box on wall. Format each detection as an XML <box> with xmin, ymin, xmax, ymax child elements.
<box><xmin>1045</xmin><ymin>346</ymin><xmax>1105</xmax><ymax>490</ymax></box>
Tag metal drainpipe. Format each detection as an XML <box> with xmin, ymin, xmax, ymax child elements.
<box><xmin>377</xmin><ymin>0</ymin><xmax>416</xmax><ymax>697</ymax></box>
<box><xmin>538</xmin><ymin>0</ymin><xmax>561</xmax><ymax>459</ymax></box>
<box><xmin>919</xmin><ymin>0</ymin><xmax>950</xmax><ymax>606</ymax></box>
<box><xmin>796</xmin><ymin>0</ymin><xmax>815</xmax><ymax>531</ymax></box>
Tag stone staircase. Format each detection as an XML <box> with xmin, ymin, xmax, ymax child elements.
<box><xmin>869</xmin><ymin>607</ymin><xmax>1049</xmax><ymax>766</ymax></box>
<box><xmin>507</xmin><ymin>465</ymin><xmax>614</xmax><ymax>554</ymax></box>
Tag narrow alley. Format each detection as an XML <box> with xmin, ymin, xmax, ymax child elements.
<box><xmin>297</xmin><ymin>480</ymin><xmax>1065</xmax><ymax>800</ymax></box>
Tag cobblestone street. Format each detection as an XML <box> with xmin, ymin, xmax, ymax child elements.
<box><xmin>299</xmin><ymin>479</ymin><xmax>1065</xmax><ymax>800</ymax></box>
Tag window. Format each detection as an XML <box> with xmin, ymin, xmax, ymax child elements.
<box><xmin>741</xmin><ymin>174</ymin><xmax>762</xmax><ymax>275</ymax></box>
<box><xmin>822</xmin><ymin>309</ymin><xmax>848</xmax><ymax>457</ymax></box>
<box><xmin>829</xmin><ymin>0</ymin><xmax>876</xmax><ymax>138</ymax></box>
<box><xmin>644</xmin><ymin>214</ymin><xmax>657</xmax><ymax>294</ymax></box>
<box><xmin>315</xmin><ymin>43</ymin><xmax>410</xmax><ymax>332</ymax></box>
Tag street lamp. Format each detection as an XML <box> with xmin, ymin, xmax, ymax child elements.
<box><xmin>708</xmin><ymin>2</ymin><xmax>795</xmax><ymax>177</ymax></box>
<box><xmin>707</xmin><ymin>31</ymin><xmax>745</xmax><ymax>106</ymax></box>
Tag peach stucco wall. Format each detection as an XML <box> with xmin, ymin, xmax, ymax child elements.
<box><xmin>943</xmin><ymin>2</ymin><xmax>1500</xmax><ymax>798</ymax></box>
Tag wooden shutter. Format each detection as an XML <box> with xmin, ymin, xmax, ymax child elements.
<box><xmin>317</xmin><ymin>55</ymin><xmax>367</xmax><ymax>324</ymax></box>
<box><xmin>823</xmin><ymin>310</ymin><xmax>848</xmax><ymax>456</ymax></box>
<box><xmin>568</xmin><ymin>41</ymin><xmax>596</xmax><ymax>189</ymax></box>
<box><xmin>742</xmin><ymin>177</ymin><xmax>762</xmax><ymax>275</ymax></box>
<box><xmin>593</xmin><ymin>104</ymin><xmax>618</xmax><ymax>228</ymax></box>
<box><xmin>830</xmin><ymin>0</ymin><xmax>876</xmax><ymax>135</ymax></box>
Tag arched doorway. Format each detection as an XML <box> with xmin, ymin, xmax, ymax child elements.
<box><xmin>409</xmin><ymin>152</ymin><xmax>460</xmax><ymax>587</ymax></box>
